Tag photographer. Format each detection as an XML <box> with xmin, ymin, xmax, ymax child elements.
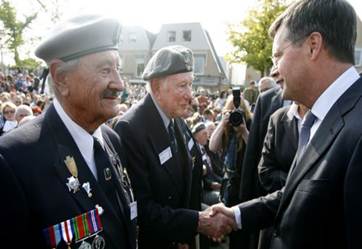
<box><xmin>209</xmin><ymin>90</ymin><xmax>251</xmax><ymax>249</ymax></box>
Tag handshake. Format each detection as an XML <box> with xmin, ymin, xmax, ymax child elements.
<box><xmin>197</xmin><ymin>203</ymin><xmax>238</xmax><ymax>241</ymax></box>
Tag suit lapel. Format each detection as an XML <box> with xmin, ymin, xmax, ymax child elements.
<box><xmin>143</xmin><ymin>94</ymin><xmax>185</xmax><ymax>192</ymax></box>
<box><xmin>44</xmin><ymin>105</ymin><xmax>124</xmax><ymax>248</ymax></box>
<box><xmin>277</xmin><ymin>77</ymin><xmax>362</xmax><ymax>218</ymax></box>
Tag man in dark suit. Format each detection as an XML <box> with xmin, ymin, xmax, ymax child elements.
<box><xmin>212</xmin><ymin>0</ymin><xmax>362</xmax><ymax>248</ymax></box>
<box><xmin>257</xmin><ymin>103</ymin><xmax>308</xmax><ymax>249</ymax></box>
<box><xmin>0</xmin><ymin>15</ymin><xmax>137</xmax><ymax>249</ymax></box>
<box><xmin>113</xmin><ymin>46</ymin><xmax>234</xmax><ymax>249</ymax></box>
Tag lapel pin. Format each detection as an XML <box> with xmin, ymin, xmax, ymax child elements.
<box><xmin>104</xmin><ymin>168</ymin><xmax>112</xmax><ymax>181</ymax></box>
<box><xmin>82</xmin><ymin>182</ymin><xmax>92</xmax><ymax>198</ymax></box>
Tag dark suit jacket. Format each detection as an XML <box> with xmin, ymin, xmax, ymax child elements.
<box><xmin>0</xmin><ymin>104</ymin><xmax>136</xmax><ymax>249</ymax></box>
<box><xmin>238</xmin><ymin>77</ymin><xmax>362</xmax><ymax>249</ymax></box>
<box><xmin>176</xmin><ymin>118</ymin><xmax>204</xmax><ymax>211</ymax></box>
<box><xmin>258</xmin><ymin>105</ymin><xmax>298</xmax><ymax>193</ymax></box>
<box><xmin>114</xmin><ymin>94</ymin><xmax>198</xmax><ymax>249</ymax></box>
<box><xmin>239</xmin><ymin>87</ymin><xmax>284</xmax><ymax>202</ymax></box>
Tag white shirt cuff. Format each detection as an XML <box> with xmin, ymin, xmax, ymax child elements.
<box><xmin>232</xmin><ymin>206</ymin><xmax>242</xmax><ymax>230</ymax></box>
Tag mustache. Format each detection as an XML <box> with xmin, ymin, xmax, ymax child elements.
<box><xmin>103</xmin><ymin>89</ymin><xmax>122</xmax><ymax>98</ymax></box>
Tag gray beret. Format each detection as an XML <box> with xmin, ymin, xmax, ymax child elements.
<box><xmin>192</xmin><ymin>122</ymin><xmax>206</xmax><ymax>135</ymax></box>
<box><xmin>35</xmin><ymin>15</ymin><xmax>122</xmax><ymax>62</ymax></box>
<box><xmin>143</xmin><ymin>45</ymin><xmax>193</xmax><ymax>80</ymax></box>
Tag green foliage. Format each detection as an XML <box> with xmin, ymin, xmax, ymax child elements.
<box><xmin>18</xmin><ymin>58</ymin><xmax>41</xmax><ymax>70</ymax></box>
<box><xmin>227</xmin><ymin>0</ymin><xmax>287</xmax><ymax>76</ymax></box>
<box><xmin>0</xmin><ymin>0</ymin><xmax>37</xmax><ymax>66</ymax></box>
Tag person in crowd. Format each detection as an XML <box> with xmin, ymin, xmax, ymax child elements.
<box><xmin>258</xmin><ymin>77</ymin><xmax>277</xmax><ymax>93</ymax></box>
<box><xmin>243</xmin><ymin>80</ymin><xmax>259</xmax><ymax>108</ymax></box>
<box><xmin>209</xmin><ymin>93</ymin><xmax>251</xmax><ymax>249</ymax></box>
<box><xmin>0</xmin><ymin>15</ymin><xmax>137</xmax><ymax>249</ymax></box>
<box><xmin>0</xmin><ymin>101</ymin><xmax>17</xmax><ymax>135</ymax></box>
<box><xmin>257</xmin><ymin>102</ymin><xmax>308</xmax><ymax>249</ymax></box>
<box><xmin>212</xmin><ymin>0</ymin><xmax>362</xmax><ymax>248</ymax></box>
<box><xmin>15</xmin><ymin>104</ymin><xmax>33</xmax><ymax>124</ymax></box>
<box><xmin>192</xmin><ymin>122</ymin><xmax>222</xmax><ymax>206</ymax></box>
<box><xmin>114</xmin><ymin>45</ymin><xmax>235</xmax><ymax>249</ymax></box>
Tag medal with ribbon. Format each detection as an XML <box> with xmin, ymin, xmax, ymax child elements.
<box><xmin>64</xmin><ymin>156</ymin><xmax>80</xmax><ymax>193</ymax></box>
<box><xmin>43</xmin><ymin>206</ymin><xmax>104</xmax><ymax>249</ymax></box>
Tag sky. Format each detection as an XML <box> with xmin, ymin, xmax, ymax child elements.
<box><xmin>4</xmin><ymin>0</ymin><xmax>362</xmax><ymax>63</ymax></box>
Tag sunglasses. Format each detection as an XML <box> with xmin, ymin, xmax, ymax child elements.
<box><xmin>3</xmin><ymin>110</ymin><xmax>15</xmax><ymax>114</ymax></box>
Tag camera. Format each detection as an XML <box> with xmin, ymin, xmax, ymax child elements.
<box><xmin>229</xmin><ymin>87</ymin><xmax>244</xmax><ymax>127</ymax></box>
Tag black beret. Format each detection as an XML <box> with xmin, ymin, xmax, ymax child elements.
<box><xmin>143</xmin><ymin>45</ymin><xmax>193</xmax><ymax>80</ymax></box>
<box><xmin>192</xmin><ymin>122</ymin><xmax>206</xmax><ymax>135</ymax></box>
<box><xmin>35</xmin><ymin>15</ymin><xmax>122</xmax><ymax>62</ymax></box>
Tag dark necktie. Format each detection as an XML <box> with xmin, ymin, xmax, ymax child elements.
<box><xmin>168</xmin><ymin>120</ymin><xmax>178</xmax><ymax>154</ymax></box>
<box><xmin>296</xmin><ymin>111</ymin><xmax>317</xmax><ymax>163</ymax></box>
<box><xmin>93</xmin><ymin>137</ymin><xmax>123</xmax><ymax>215</ymax></box>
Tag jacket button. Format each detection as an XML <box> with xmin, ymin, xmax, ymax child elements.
<box><xmin>168</xmin><ymin>195</ymin><xmax>172</xmax><ymax>200</ymax></box>
<box><xmin>273</xmin><ymin>231</ymin><xmax>279</xmax><ymax>237</ymax></box>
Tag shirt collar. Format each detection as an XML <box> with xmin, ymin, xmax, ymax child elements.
<box><xmin>286</xmin><ymin>102</ymin><xmax>303</xmax><ymax>121</ymax></box>
<box><xmin>311</xmin><ymin>66</ymin><xmax>360</xmax><ymax>121</ymax></box>
<box><xmin>53</xmin><ymin>98</ymin><xmax>104</xmax><ymax>161</ymax></box>
<box><xmin>149</xmin><ymin>91</ymin><xmax>171</xmax><ymax>129</ymax></box>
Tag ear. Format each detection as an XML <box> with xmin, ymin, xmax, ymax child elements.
<box><xmin>150</xmin><ymin>78</ymin><xmax>162</xmax><ymax>98</ymax></box>
<box><xmin>49</xmin><ymin>59</ymin><xmax>70</xmax><ymax>97</ymax></box>
<box><xmin>307</xmin><ymin>32</ymin><xmax>323</xmax><ymax>61</ymax></box>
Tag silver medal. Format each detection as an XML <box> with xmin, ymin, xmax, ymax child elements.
<box><xmin>66</xmin><ymin>176</ymin><xmax>80</xmax><ymax>193</ymax></box>
<box><xmin>92</xmin><ymin>235</ymin><xmax>105</xmax><ymax>249</ymax></box>
<box><xmin>78</xmin><ymin>241</ymin><xmax>92</xmax><ymax>249</ymax></box>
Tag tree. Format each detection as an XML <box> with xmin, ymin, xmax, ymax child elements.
<box><xmin>0</xmin><ymin>0</ymin><xmax>37</xmax><ymax>66</ymax></box>
<box><xmin>226</xmin><ymin>0</ymin><xmax>287</xmax><ymax>76</ymax></box>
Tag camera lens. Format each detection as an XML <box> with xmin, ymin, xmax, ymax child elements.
<box><xmin>229</xmin><ymin>109</ymin><xmax>244</xmax><ymax>127</ymax></box>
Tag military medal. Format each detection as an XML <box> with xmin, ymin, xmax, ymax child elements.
<box><xmin>92</xmin><ymin>235</ymin><xmax>105</xmax><ymax>249</ymax></box>
<box><xmin>78</xmin><ymin>241</ymin><xmax>92</xmax><ymax>249</ymax></box>
<box><xmin>43</xmin><ymin>206</ymin><xmax>104</xmax><ymax>249</ymax></box>
<box><xmin>65</xmin><ymin>156</ymin><xmax>80</xmax><ymax>193</ymax></box>
<box><xmin>82</xmin><ymin>182</ymin><xmax>92</xmax><ymax>198</ymax></box>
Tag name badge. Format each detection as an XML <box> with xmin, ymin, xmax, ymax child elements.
<box><xmin>188</xmin><ymin>139</ymin><xmax>194</xmax><ymax>151</ymax></box>
<box><xmin>130</xmin><ymin>201</ymin><xmax>137</xmax><ymax>220</ymax></box>
<box><xmin>159</xmin><ymin>147</ymin><xmax>172</xmax><ymax>165</ymax></box>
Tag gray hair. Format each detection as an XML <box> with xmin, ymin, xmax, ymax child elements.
<box><xmin>258</xmin><ymin>77</ymin><xmax>277</xmax><ymax>93</ymax></box>
<box><xmin>269</xmin><ymin>0</ymin><xmax>356</xmax><ymax>64</ymax></box>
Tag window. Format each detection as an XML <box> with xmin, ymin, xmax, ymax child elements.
<box><xmin>355</xmin><ymin>48</ymin><xmax>362</xmax><ymax>66</ymax></box>
<box><xmin>128</xmin><ymin>33</ymin><xmax>136</xmax><ymax>42</ymax></box>
<box><xmin>183</xmin><ymin>30</ymin><xmax>192</xmax><ymax>42</ymax></box>
<box><xmin>136</xmin><ymin>55</ymin><xmax>145</xmax><ymax>77</ymax></box>
<box><xmin>168</xmin><ymin>31</ymin><xmax>176</xmax><ymax>42</ymax></box>
<box><xmin>194</xmin><ymin>54</ymin><xmax>206</xmax><ymax>74</ymax></box>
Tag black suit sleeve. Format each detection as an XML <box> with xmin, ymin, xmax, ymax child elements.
<box><xmin>344</xmin><ymin>136</ymin><xmax>362</xmax><ymax>248</ymax></box>
<box><xmin>238</xmin><ymin>188</ymin><xmax>283</xmax><ymax>231</ymax></box>
<box><xmin>114</xmin><ymin>121</ymin><xmax>198</xmax><ymax>243</ymax></box>
<box><xmin>258</xmin><ymin>116</ymin><xmax>288</xmax><ymax>193</ymax></box>
<box><xmin>0</xmin><ymin>153</ymin><xmax>41</xmax><ymax>247</ymax></box>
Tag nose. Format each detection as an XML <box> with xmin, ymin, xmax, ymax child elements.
<box><xmin>112</xmin><ymin>71</ymin><xmax>125</xmax><ymax>92</ymax></box>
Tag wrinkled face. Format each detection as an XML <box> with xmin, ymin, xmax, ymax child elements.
<box><xmin>272</xmin><ymin>25</ymin><xmax>308</xmax><ymax>101</ymax></box>
<box><xmin>194</xmin><ymin>128</ymin><xmax>208</xmax><ymax>146</ymax></box>
<box><xmin>154</xmin><ymin>72</ymin><xmax>193</xmax><ymax>118</ymax></box>
<box><xmin>64</xmin><ymin>50</ymin><xmax>124</xmax><ymax>126</ymax></box>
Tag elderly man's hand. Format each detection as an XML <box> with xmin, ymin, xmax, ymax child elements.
<box><xmin>197</xmin><ymin>205</ymin><xmax>236</xmax><ymax>241</ymax></box>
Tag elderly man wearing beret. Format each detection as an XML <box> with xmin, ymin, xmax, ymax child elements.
<box><xmin>114</xmin><ymin>45</ymin><xmax>235</xmax><ymax>249</ymax></box>
<box><xmin>0</xmin><ymin>15</ymin><xmax>137</xmax><ymax>249</ymax></box>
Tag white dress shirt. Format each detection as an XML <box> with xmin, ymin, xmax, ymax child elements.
<box><xmin>53</xmin><ymin>98</ymin><xmax>104</xmax><ymax>180</ymax></box>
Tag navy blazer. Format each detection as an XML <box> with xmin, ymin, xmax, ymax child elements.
<box><xmin>114</xmin><ymin>94</ymin><xmax>198</xmax><ymax>249</ymax></box>
<box><xmin>238</xmin><ymin>77</ymin><xmax>362</xmax><ymax>249</ymax></box>
<box><xmin>0</xmin><ymin>104</ymin><xmax>137</xmax><ymax>249</ymax></box>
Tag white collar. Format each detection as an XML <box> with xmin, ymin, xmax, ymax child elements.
<box><xmin>286</xmin><ymin>102</ymin><xmax>303</xmax><ymax>121</ymax></box>
<box><xmin>53</xmin><ymin>98</ymin><xmax>103</xmax><ymax>178</ymax></box>
<box><xmin>149</xmin><ymin>91</ymin><xmax>171</xmax><ymax>130</ymax></box>
<box><xmin>311</xmin><ymin>66</ymin><xmax>360</xmax><ymax>121</ymax></box>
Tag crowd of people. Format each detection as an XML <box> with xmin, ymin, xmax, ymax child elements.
<box><xmin>1</xmin><ymin>0</ymin><xmax>362</xmax><ymax>249</ymax></box>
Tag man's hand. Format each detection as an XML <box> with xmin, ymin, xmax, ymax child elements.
<box><xmin>210</xmin><ymin>203</ymin><xmax>236</xmax><ymax>221</ymax></box>
<box><xmin>197</xmin><ymin>205</ymin><xmax>236</xmax><ymax>241</ymax></box>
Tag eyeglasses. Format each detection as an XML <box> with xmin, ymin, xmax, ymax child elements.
<box><xmin>271</xmin><ymin>42</ymin><xmax>295</xmax><ymax>67</ymax></box>
<box><xmin>3</xmin><ymin>109</ymin><xmax>15</xmax><ymax>114</ymax></box>
<box><xmin>271</xmin><ymin>36</ymin><xmax>307</xmax><ymax>67</ymax></box>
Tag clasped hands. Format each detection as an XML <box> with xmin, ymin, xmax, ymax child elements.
<box><xmin>197</xmin><ymin>203</ymin><xmax>237</xmax><ymax>241</ymax></box>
